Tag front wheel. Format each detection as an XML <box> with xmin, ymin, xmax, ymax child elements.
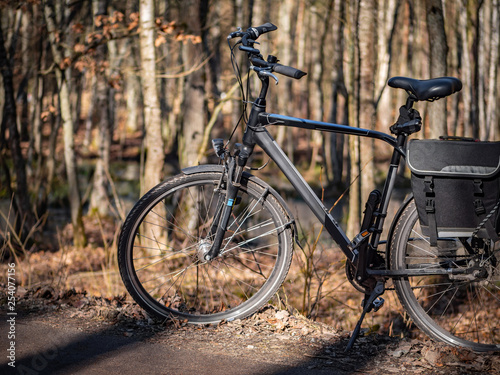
<box><xmin>390</xmin><ymin>199</ymin><xmax>500</xmax><ymax>351</ymax></box>
<box><xmin>118</xmin><ymin>169</ymin><xmax>293</xmax><ymax>324</ymax></box>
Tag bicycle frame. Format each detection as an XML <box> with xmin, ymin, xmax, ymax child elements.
<box><xmin>222</xmin><ymin>76</ymin><xmax>472</xmax><ymax>279</ymax></box>
<box><xmin>238</xmin><ymin>119</ymin><xmax>473</xmax><ymax>279</ymax></box>
<box><xmin>242</xmin><ymin>111</ymin><xmax>404</xmax><ymax>263</ymax></box>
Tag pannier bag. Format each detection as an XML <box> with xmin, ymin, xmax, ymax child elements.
<box><xmin>407</xmin><ymin>139</ymin><xmax>500</xmax><ymax>246</ymax></box>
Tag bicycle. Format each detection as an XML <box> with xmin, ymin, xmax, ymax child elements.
<box><xmin>118</xmin><ymin>23</ymin><xmax>500</xmax><ymax>352</ymax></box>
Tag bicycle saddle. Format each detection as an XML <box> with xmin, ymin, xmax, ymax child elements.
<box><xmin>388</xmin><ymin>76</ymin><xmax>462</xmax><ymax>101</ymax></box>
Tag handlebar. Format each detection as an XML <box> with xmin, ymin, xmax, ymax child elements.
<box><xmin>247</xmin><ymin>22</ymin><xmax>278</xmax><ymax>40</ymax></box>
<box><xmin>227</xmin><ymin>22</ymin><xmax>277</xmax><ymax>41</ymax></box>
<box><xmin>250</xmin><ymin>57</ymin><xmax>307</xmax><ymax>80</ymax></box>
<box><xmin>228</xmin><ymin>23</ymin><xmax>307</xmax><ymax>80</ymax></box>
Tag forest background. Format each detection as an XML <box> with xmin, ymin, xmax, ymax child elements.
<box><xmin>1</xmin><ymin>0</ymin><xmax>499</xmax><ymax>327</ymax></box>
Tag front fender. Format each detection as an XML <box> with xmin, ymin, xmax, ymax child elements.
<box><xmin>182</xmin><ymin>164</ymin><xmax>225</xmax><ymax>175</ymax></box>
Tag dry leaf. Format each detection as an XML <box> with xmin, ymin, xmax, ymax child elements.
<box><xmin>155</xmin><ymin>34</ymin><xmax>167</xmax><ymax>47</ymax></box>
<box><xmin>74</xmin><ymin>43</ymin><xmax>85</xmax><ymax>53</ymax></box>
<box><xmin>275</xmin><ymin>310</ymin><xmax>290</xmax><ymax>321</ymax></box>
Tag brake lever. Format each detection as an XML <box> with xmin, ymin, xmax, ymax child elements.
<box><xmin>227</xmin><ymin>27</ymin><xmax>243</xmax><ymax>40</ymax></box>
<box><xmin>261</xmin><ymin>71</ymin><xmax>279</xmax><ymax>85</ymax></box>
<box><xmin>250</xmin><ymin>66</ymin><xmax>279</xmax><ymax>85</ymax></box>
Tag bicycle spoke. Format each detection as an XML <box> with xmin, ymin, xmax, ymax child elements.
<box><xmin>393</xmin><ymin>200</ymin><xmax>500</xmax><ymax>349</ymax></box>
<box><xmin>121</xmin><ymin>173</ymin><xmax>291</xmax><ymax>323</ymax></box>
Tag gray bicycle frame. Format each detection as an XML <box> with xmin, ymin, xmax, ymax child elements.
<box><xmin>241</xmin><ymin>111</ymin><xmax>405</xmax><ymax>264</ymax></box>
<box><xmin>249</xmin><ymin>114</ymin><xmax>478</xmax><ymax>279</ymax></box>
<box><xmin>233</xmin><ymin>75</ymin><xmax>474</xmax><ymax>279</ymax></box>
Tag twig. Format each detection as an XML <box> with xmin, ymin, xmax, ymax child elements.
<box><xmin>104</xmin><ymin>165</ymin><xmax>126</xmax><ymax>222</ymax></box>
<box><xmin>155</xmin><ymin>53</ymin><xmax>213</xmax><ymax>79</ymax></box>
<box><xmin>196</xmin><ymin>74</ymin><xmax>250</xmax><ymax>162</ymax></box>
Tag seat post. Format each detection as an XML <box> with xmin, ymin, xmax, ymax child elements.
<box><xmin>405</xmin><ymin>96</ymin><xmax>416</xmax><ymax>109</ymax></box>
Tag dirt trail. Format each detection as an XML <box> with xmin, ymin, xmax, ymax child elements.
<box><xmin>0</xmin><ymin>288</ymin><xmax>498</xmax><ymax>375</ymax></box>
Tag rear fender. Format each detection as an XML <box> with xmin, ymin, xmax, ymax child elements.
<box><xmin>385</xmin><ymin>193</ymin><xmax>414</xmax><ymax>268</ymax></box>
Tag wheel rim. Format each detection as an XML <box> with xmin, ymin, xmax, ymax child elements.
<box><xmin>125</xmin><ymin>176</ymin><xmax>286</xmax><ymax>323</ymax></box>
<box><xmin>395</xmin><ymin>202</ymin><xmax>500</xmax><ymax>350</ymax></box>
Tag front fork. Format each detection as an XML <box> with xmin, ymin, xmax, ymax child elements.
<box><xmin>204</xmin><ymin>143</ymin><xmax>250</xmax><ymax>260</ymax></box>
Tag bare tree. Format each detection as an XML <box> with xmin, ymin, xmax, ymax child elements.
<box><xmin>139</xmin><ymin>0</ymin><xmax>164</xmax><ymax>194</ymax></box>
<box><xmin>484</xmin><ymin>0</ymin><xmax>499</xmax><ymax>140</ymax></box>
<box><xmin>459</xmin><ymin>0</ymin><xmax>474</xmax><ymax>138</ymax></box>
<box><xmin>358</xmin><ymin>0</ymin><xmax>377</xmax><ymax>199</ymax></box>
<box><xmin>425</xmin><ymin>0</ymin><xmax>448</xmax><ymax>137</ymax></box>
<box><xmin>43</xmin><ymin>0</ymin><xmax>87</xmax><ymax>247</ymax></box>
<box><xmin>89</xmin><ymin>0</ymin><xmax>112</xmax><ymax>216</ymax></box>
<box><xmin>375</xmin><ymin>0</ymin><xmax>399</xmax><ymax>130</ymax></box>
<box><xmin>178</xmin><ymin>0</ymin><xmax>206</xmax><ymax>168</ymax></box>
<box><xmin>327</xmin><ymin>0</ymin><xmax>348</xmax><ymax>186</ymax></box>
<box><xmin>0</xmin><ymin>10</ymin><xmax>36</xmax><ymax>237</ymax></box>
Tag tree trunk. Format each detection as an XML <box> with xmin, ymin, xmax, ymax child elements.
<box><xmin>82</xmin><ymin>70</ymin><xmax>96</xmax><ymax>147</ymax></box>
<box><xmin>275</xmin><ymin>0</ymin><xmax>292</xmax><ymax>152</ymax></box>
<box><xmin>179</xmin><ymin>0</ymin><xmax>206</xmax><ymax>168</ymax></box>
<box><xmin>43</xmin><ymin>0</ymin><xmax>87</xmax><ymax>247</ymax></box>
<box><xmin>358</xmin><ymin>0</ymin><xmax>376</xmax><ymax>207</ymax></box>
<box><xmin>426</xmin><ymin>0</ymin><xmax>448</xmax><ymax>137</ymax></box>
<box><xmin>346</xmin><ymin>0</ymin><xmax>360</xmax><ymax>238</ymax></box>
<box><xmin>0</xmin><ymin>11</ymin><xmax>35</xmax><ymax>234</ymax></box>
<box><xmin>484</xmin><ymin>0</ymin><xmax>498</xmax><ymax>141</ymax></box>
<box><xmin>375</xmin><ymin>0</ymin><xmax>398</xmax><ymax>132</ymax></box>
<box><xmin>139</xmin><ymin>0</ymin><xmax>164</xmax><ymax>194</ymax></box>
<box><xmin>89</xmin><ymin>0</ymin><xmax>111</xmax><ymax>216</ymax></box>
<box><xmin>19</xmin><ymin>9</ymin><xmax>30</xmax><ymax>143</ymax></box>
<box><xmin>125</xmin><ymin>66</ymin><xmax>140</xmax><ymax>134</ymax></box>
<box><xmin>460</xmin><ymin>0</ymin><xmax>473</xmax><ymax>138</ymax></box>
<box><xmin>327</xmin><ymin>0</ymin><xmax>347</xmax><ymax>186</ymax></box>
<box><xmin>307</xmin><ymin>4</ymin><xmax>325</xmax><ymax>175</ymax></box>
<box><xmin>125</xmin><ymin>0</ymin><xmax>140</xmax><ymax>138</ymax></box>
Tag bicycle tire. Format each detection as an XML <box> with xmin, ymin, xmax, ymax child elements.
<box><xmin>390</xmin><ymin>199</ymin><xmax>500</xmax><ymax>351</ymax></box>
<box><xmin>118</xmin><ymin>170</ymin><xmax>293</xmax><ymax>324</ymax></box>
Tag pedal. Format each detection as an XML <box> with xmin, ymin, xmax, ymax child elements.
<box><xmin>350</xmin><ymin>230</ymin><xmax>370</xmax><ymax>250</ymax></box>
<box><xmin>361</xmin><ymin>296</ymin><xmax>384</xmax><ymax>313</ymax></box>
<box><xmin>372</xmin><ymin>297</ymin><xmax>384</xmax><ymax>312</ymax></box>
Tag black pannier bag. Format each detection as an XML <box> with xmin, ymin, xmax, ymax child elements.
<box><xmin>407</xmin><ymin>139</ymin><xmax>500</xmax><ymax>246</ymax></box>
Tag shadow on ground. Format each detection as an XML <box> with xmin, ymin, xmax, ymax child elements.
<box><xmin>0</xmin><ymin>288</ymin><xmax>496</xmax><ymax>375</ymax></box>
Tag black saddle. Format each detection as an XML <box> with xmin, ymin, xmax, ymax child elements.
<box><xmin>388</xmin><ymin>76</ymin><xmax>462</xmax><ymax>101</ymax></box>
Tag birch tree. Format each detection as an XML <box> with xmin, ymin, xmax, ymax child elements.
<box><xmin>89</xmin><ymin>0</ymin><xmax>112</xmax><ymax>216</ymax></box>
<box><xmin>139</xmin><ymin>0</ymin><xmax>164</xmax><ymax>194</ymax></box>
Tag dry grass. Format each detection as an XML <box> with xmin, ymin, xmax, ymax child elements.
<box><xmin>0</xmin><ymin>215</ymin><xmax>408</xmax><ymax>338</ymax></box>
<box><xmin>0</xmin><ymin>211</ymin><xmax>126</xmax><ymax>298</ymax></box>
<box><xmin>0</xmin><ymin>188</ymin><xmax>411</xmax><ymax>339</ymax></box>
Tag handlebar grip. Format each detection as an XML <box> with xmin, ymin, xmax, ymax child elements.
<box><xmin>273</xmin><ymin>64</ymin><xmax>307</xmax><ymax>79</ymax></box>
<box><xmin>247</xmin><ymin>23</ymin><xmax>278</xmax><ymax>39</ymax></box>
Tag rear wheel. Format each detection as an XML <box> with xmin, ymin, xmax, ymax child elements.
<box><xmin>391</xmin><ymin>199</ymin><xmax>500</xmax><ymax>351</ymax></box>
<box><xmin>118</xmin><ymin>170</ymin><xmax>293</xmax><ymax>324</ymax></box>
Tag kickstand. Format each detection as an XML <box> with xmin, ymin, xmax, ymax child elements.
<box><xmin>345</xmin><ymin>281</ymin><xmax>385</xmax><ymax>351</ymax></box>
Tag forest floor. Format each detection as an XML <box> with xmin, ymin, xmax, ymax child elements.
<box><xmin>1</xmin><ymin>287</ymin><xmax>499</xmax><ymax>375</ymax></box>
<box><xmin>2</xmin><ymin>130</ymin><xmax>499</xmax><ymax>373</ymax></box>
